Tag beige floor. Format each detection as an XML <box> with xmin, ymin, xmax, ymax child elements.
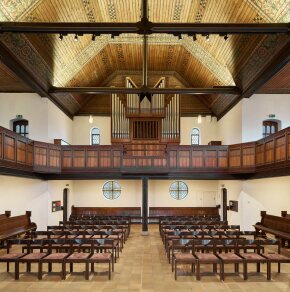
<box><xmin>0</xmin><ymin>224</ymin><xmax>289</xmax><ymax>292</ymax></box>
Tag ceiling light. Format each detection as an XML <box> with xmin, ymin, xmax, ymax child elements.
<box><xmin>92</xmin><ymin>34</ymin><xmax>96</xmax><ymax>41</ymax></box>
<box><xmin>74</xmin><ymin>34</ymin><xmax>78</xmax><ymax>42</ymax></box>
<box><xmin>193</xmin><ymin>34</ymin><xmax>197</xmax><ymax>42</ymax></box>
<box><xmin>197</xmin><ymin>115</ymin><xmax>202</xmax><ymax>124</ymax></box>
<box><xmin>89</xmin><ymin>115</ymin><xmax>93</xmax><ymax>124</ymax></box>
<box><xmin>59</xmin><ymin>33</ymin><xmax>63</xmax><ymax>41</ymax></box>
<box><xmin>205</xmin><ymin>34</ymin><xmax>210</xmax><ymax>42</ymax></box>
<box><xmin>224</xmin><ymin>34</ymin><xmax>229</xmax><ymax>41</ymax></box>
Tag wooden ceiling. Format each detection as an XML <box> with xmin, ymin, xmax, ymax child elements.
<box><xmin>0</xmin><ymin>0</ymin><xmax>289</xmax><ymax>118</ymax></box>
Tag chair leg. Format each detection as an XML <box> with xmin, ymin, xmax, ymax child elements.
<box><xmin>172</xmin><ymin>257</ymin><xmax>174</xmax><ymax>272</ymax></box>
<box><xmin>108</xmin><ymin>261</ymin><xmax>111</xmax><ymax>280</ymax></box>
<box><xmin>48</xmin><ymin>262</ymin><xmax>52</xmax><ymax>272</ymax></box>
<box><xmin>85</xmin><ymin>261</ymin><xmax>89</xmax><ymax>280</ymax></box>
<box><xmin>15</xmin><ymin>261</ymin><xmax>19</xmax><ymax>280</ymax></box>
<box><xmin>257</xmin><ymin>263</ymin><xmax>260</xmax><ymax>273</ymax></box>
<box><xmin>220</xmin><ymin>263</ymin><xmax>224</xmax><ymax>281</ymax></box>
<box><xmin>267</xmin><ymin>262</ymin><xmax>271</xmax><ymax>281</ymax></box>
<box><xmin>196</xmin><ymin>263</ymin><xmax>201</xmax><ymax>280</ymax></box>
<box><xmin>7</xmin><ymin>262</ymin><xmax>9</xmax><ymax>272</ymax></box>
<box><xmin>112</xmin><ymin>257</ymin><xmax>114</xmax><ymax>272</ymax></box>
<box><xmin>278</xmin><ymin>262</ymin><xmax>281</xmax><ymax>273</ymax></box>
<box><xmin>243</xmin><ymin>262</ymin><xmax>248</xmax><ymax>280</ymax></box>
<box><xmin>213</xmin><ymin>263</ymin><xmax>217</xmax><ymax>273</ymax></box>
<box><xmin>38</xmin><ymin>262</ymin><xmax>43</xmax><ymax>280</ymax></box>
<box><xmin>62</xmin><ymin>262</ymin><xmax>66</xmax><ymax>280</ymax></box>
<box><xmin>174</xmin><ymin>261</ymin><xmax>177</xmax><ymax>280</ymax></box>
<box><xmin>91</xmin><ymin>262</ymin><xmax>94</xmax><ymax>273</ymax></box>
<box><xmin>70</xmin><ymin>262</ymin><xmax>73</xmax><ymax>272</ymax></box>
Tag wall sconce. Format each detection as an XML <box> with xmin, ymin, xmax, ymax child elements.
<box><xmin>89</xmin><ymin>115</ymin><xmax>93</xmax><ymax>124</ymax></box>
<box><xmin>197</xmin><ymin>115</ymin><xmax>202</xmax><ymax>124</ymax></box>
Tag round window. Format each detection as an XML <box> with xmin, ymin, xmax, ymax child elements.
<box><xmin>169</xmin><ymin>181</ymin><xmax>188</xmax><ymax>200</ymax></box>
<box><xmin>102</xmin><ymin>181</ymin><xmax>121</xmax><ymax>200</ymax></box>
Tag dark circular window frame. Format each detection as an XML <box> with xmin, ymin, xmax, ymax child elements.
<box><xmin>102</xmin><ymin>181</ymin><xmax>121</xmax><ymax>200</ymax></box>
<box><xmin>169</xmin><ymin>181</ymin><xmax>188</xmax><ymax>200</ymax></box>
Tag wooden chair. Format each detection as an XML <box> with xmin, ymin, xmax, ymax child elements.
<box><xmin>238</xmin><ymin>239</ymin><xmax>270</xmax><ymax>280</ymax></box>
<box><xmin>260</xmin><ymin>239</ymin><xmax>290</xmax><ymax>280</ymax></box>
<box><xmin>64</xmin><ymin>239</ymin><xmax>91</xmax><ymax>280</ymax></box>
<box><xmin>216</xmin><ymin>239</ymin><xmax>246</xmax><ymax>281</ymax></box>
<box><xmin>194</xmin><ymin>239</ymin><xmax>222</xmax><ymax>281</ymax></box>
<box><xmin>39</xmin><ymin>239</ymin><xmax>70</xmax><ymax>280</ymax></box>
<box><xmin>171</xmin><ymin>239</ymin><xmax>196</xmax><ymax>280</ymax></box>
<box><xmin>87</xmin><ymin>239</ymin><xmax>114</xmax><ymax>280</ymax></box>
<box><xmin>0</xmin><ymin>238</ymin><xmax>26</xmax><ymax>279</ymax></box>
<box><xmin>11</xmin><ymin>239</ymin><xmax>48</xmax><ymax>280</ymax></box>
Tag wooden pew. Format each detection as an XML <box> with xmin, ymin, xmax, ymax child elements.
<box><xmin>253</xmin><ymin>211</ymin><xmax>290</xmax><ymax>247</ymax></box>
<box><xmin>0</xmin><ymin>211</ymin><xmax>37</xmax><ymax>246</ymax></box>
<box><xmin>0</xmin><ymin>211</ymin><xmax>11</xmax><ymax>220</ymax></box>
<box><xmin>149</xmin><ymin>207</ymin><xmax>220</xmax><ymax>218</ymax></box>
<box><xmin>281</xmin><ymin>211</ymin><xmax>290</xmax><ymax>219</ymax></box>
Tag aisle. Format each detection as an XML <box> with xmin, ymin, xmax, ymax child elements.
<box><xmin>0</xmin><ymin>224</ymin><xmax>289</xmax><ymax>291</ymax></box>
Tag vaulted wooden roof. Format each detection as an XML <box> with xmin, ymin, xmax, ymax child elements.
<box><xmin>0</xmin><ymin>0</ymin><xmax>289</xmax><ymax>118</ymax></box>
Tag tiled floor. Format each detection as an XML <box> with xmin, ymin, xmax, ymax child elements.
<box><xmin>0</xmin><ymin>224</ymin><xmax>289</xmax><ymax>291</ymax></box>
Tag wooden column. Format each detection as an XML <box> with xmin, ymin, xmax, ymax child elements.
<box><xmin>222</xmin><ymin>187</ymin><xmax>227</xmax><ymax>222</ymax></box>
<box><xmin>142</xmin><ymin>177</ymin><xmax>148</xmax><ymax>235</ymax></box>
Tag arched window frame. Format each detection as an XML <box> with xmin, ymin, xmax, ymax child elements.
<box><xmin>13</xmin><ymin>119</ymin><xmax>29</xmax><ymax>138</ymax></box>
<box><xmin>90</xmin><ymin>127</ymin><xmax>100</xmax><ymax>145</ymax></box>
<box><xmin>262</xmin><ymin>119</ymin><xmax>281</xmax><ymax>138</ymax></box>
<box><xmin>191</xmin><ymin>127</ymin><xmax>200</xmax><ymax>145</ymax></box>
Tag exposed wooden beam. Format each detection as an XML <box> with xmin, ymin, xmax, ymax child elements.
<box><xmin>50</xmin><ymin>86</ymin><xmax>241</xmax><ymax>95</ymax></box>
<box><xmin>241</xmin><ymin>40</ymin><xmax>290</xmax><ymax>99</ymax></box>
<box><xmin>0</xmin><ymin>41</ymin><xmax>73</xmax><ymax>119</ymax></box>
<box><xmin>0</xmin><ymin>22</ymin><xmax>288</xmax><ymax>34</ymax></box>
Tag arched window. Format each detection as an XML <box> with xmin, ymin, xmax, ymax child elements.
<box><xmin>191</xmin><ymin>128</ymin><xmax>200</xmax><ymax>145</ymax></box>
<box><xmin>13</xmin><ymin>119</ymin><xmax>29</xmax><ymax>138</ymax></box>
<box><xmin>262</xmin><ymin>120</ymin><xmax>280</xmax><ymax>138</ymax></box>
<box><xmin>90</xmin><ymin>127</ymin><xmax>100</xmax><ymax>145</ymax></box>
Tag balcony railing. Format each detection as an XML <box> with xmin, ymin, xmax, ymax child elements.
<box><xmin>0</xmin><ymin>126</ymin><xmax>289</xmax><ymax>177</ymax></box>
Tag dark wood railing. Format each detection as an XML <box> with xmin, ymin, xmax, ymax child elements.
<box><xmin>0</xmin><ymin>126</ymin><xmax>289</xmax><ymax>177</ymax></box>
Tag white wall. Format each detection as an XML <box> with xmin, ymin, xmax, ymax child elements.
<box><xmin>72</xmin><ymin>116</ymin><xmax>111</xmax><ymax>145</ymax></box>
<box><xmin>72</xmin><ymin>180</ymin><xmax>141</xmax><ymax>207</ymax></box>
<box><xmin>242</xmin><ymin>94</ymin><xmax>290</xmax><ymax>142</ymax></box>
<box><xmin>149</xmin><ymin>180</ymin><xmax>218</xmax><ymax>207</ymax></box>
<box><xmin>218</xmin><ymin>176</ymin><xmax>290</xmax><ymax>230</ymax></box>
<box><xmin>0</xmin><ymin>94</ymin><xmax>73</xmax><ymax>144</ymax></box>
<box><xmin>217</xmin><ymin>101</ymin><xmax>242</xmax><ymax>145</ymax></box>
<box><xmin>0</xmin><ymin>175</ymin><xmax>73</xmax><ymax>230</ymax></box>
<box><xmin>180</xmin><ymin>116</ymin><xmax>218</xmax><ymax>145</ymax></box>
<box><xmin>0</xmin><ymin>93</ymin><xmax>48</xmax><ymax>142</ymax></box>
<box><xmin>47</xmin><ymin>101</ymin><xmax>73</xmax><ymax>144</ymax></box>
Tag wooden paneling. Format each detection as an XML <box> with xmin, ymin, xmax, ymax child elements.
<box><xmin>149</xmin><ymin>207</ymin><xmax>220</xmax><ymax>217</ymax></box>
<box><xmin>0</xmin><ymin>126</ymin><xmax>33</xmax><ymax>172</ymax></box>
<box><xmin>0</xmin><ymin>126</ymin><xmax>290</xmax><ymax>177</ymax></box>
<box><xmin>33</xmin><ymin>141</ymin><xmax>61</xmax><ymax>173</ymax></box>
<box><xmin>71</xmin><ymin>206</ymin><xmax>141</xmax><ymax>217</ymax></box>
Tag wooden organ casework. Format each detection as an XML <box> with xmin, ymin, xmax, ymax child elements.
<box><xmin>111</xmin><ymin>77</ymin><xmax>180</xmax><ymax>145</ymax></box>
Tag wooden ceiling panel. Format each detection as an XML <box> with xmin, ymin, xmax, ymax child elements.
<box><xmin>258</xmin><ymin>62</ymin><xmax>290</xmax><ymax>94</ymax></box>
<box><xmin>0</xmin><ymin>62</ymin><xmax>32</xmax><ymax>92</ymax></box>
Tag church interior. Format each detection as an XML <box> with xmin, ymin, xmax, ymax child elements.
<box><xmin>0</xmin><ymin>0</ymin><xmax>289</xmax><ymax>291</ymax></box>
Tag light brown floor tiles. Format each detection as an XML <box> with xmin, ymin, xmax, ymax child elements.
<box><xmin>0</xmin><ymin>224</ymin><xmax>290</xmax><ymax>291</ymax></box>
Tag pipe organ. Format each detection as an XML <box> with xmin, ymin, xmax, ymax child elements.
<box><xmin>111</xmin><ymin>77</ymin><xmax>180</xmax><ymax>143</ymax></box>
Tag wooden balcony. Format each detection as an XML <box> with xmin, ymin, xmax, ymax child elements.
<box><xmin>0</xmin><ymin>126</ymin><xmax>289</xmax><ymax>179</ymax></box>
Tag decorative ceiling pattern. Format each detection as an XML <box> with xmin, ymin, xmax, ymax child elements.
<box><xmin>0</xmin><ymin>0</ymin><xmax>288</xmax><ymax>118</ymax></box>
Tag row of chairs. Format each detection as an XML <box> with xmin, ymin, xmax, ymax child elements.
<box><xmin>170</xmin><ymin>238</ymin><xmax>290</xmax><ymax>281</ymax></box>
<box><xmin>161</xmin><ymin>224</ymin><xmax>240</xmax><ymax>241</ymax></box>
<box><xmin>47</xmin><ymin>224</ymin><xmax>130</xmax><ymax>240</ymax></box>
<box><xmin>159</xmin><ymin>220</ymin><xmax>228</xmax><ymax>234</ymax></box>
<box><xmin>0</xmin><ymin>238</ymin><xmax>116</xmax><ymax>280</ymax></box>
<box><xmin>164</xmin><ymin>230</ymin><xmax>257</xmax><ymax>262</ymax></box>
